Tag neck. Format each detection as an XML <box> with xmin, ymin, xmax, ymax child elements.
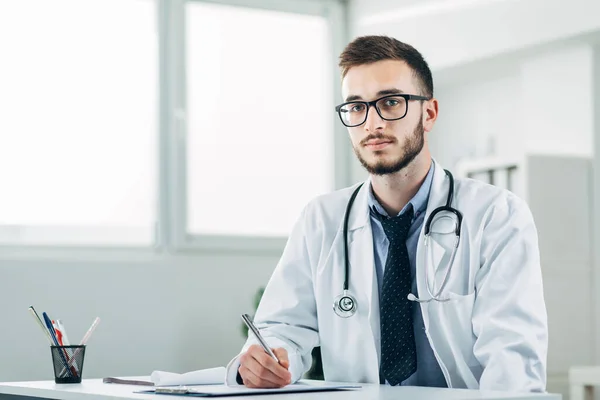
<box><xmin>370</xmin><ymin>156</ymin><xmax>432</xmax><ymax>216</ymax></box>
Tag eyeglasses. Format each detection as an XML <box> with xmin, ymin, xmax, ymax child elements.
<box><xmin>335</xmin><ymin>94</ymin><xmax>430</xmax><ymax>127</ymax></box>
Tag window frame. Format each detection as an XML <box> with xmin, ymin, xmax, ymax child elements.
<box><xmin>159</xmin><ymin>0</ymin><xmax>351</xmax><ymax>253</ymax></box>
<box><xmin>0</xmin><ymin>0</ymin><xmax>350</xmax><ymax>255</ymax></box>
<box><xmin>0</xmin><ymin>0</ymin><xmax>160</xmax><ymax>251</ymax></box>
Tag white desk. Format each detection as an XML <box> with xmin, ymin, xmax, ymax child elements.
<box><xmin>0</xmin><ymin>378</ymin><xmax>561</xmax><ymax>400</ymax></box>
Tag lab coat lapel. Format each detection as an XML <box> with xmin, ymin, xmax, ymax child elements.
<box><xmin>346</xmin><ymin>183</ymin><xmax>381</xmax><ymax>380</ymax></box>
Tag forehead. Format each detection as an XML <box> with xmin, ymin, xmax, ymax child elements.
<box><xmin>341</xmin><ymin>59</ymin><xmax>417</xmax><ymax>100</ymax></box>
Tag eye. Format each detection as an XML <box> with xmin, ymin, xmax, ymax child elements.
<box><xmin>384</xmin><ymin>99</ymin><xmax>399</xmax><ymax>107</ymax></box>
<box><xmin>349</xmin><ymin>104</ymin><xmax>365</xmax><ymax>113</ymax></box>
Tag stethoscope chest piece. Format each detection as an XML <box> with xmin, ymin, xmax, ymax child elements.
<box><xmin>333</xmin><ymin>290</ymin><xmax>357</xmax><ymax>318</ymax></box>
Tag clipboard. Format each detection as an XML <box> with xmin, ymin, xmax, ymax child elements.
<box><xmin>139</xmin><ymin>382</ymin><xmax>361</xmax><ymax>397</ymax></box>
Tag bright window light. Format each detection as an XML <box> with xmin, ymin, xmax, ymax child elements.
<box><xmin>0</xmin><ymin>0</ymin><xmax>157</xmax><ymax>245</ymax></box>
<box><xmin>186</xmin><ymin>2</ymin><xmax>334</xmax><ymax>237</ymax></box>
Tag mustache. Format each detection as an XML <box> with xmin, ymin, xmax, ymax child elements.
<box><xmin>360</xmin><ymin>134</ymin><xmax>397</xmax><ymax>146</ymax></box>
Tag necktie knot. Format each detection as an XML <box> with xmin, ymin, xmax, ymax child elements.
<box><xmin>379</xmin><ymin>206</ymin><xmax>414</xmax><ymax>244</ymax></box>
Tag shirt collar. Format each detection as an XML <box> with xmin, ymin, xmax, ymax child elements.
<box><xmin>367</xmin><ymin>161</ymin><xmax>435</xmax><ymax>219</ymax></box>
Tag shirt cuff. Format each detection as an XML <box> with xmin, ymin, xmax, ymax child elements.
<box><xmin>225</xmin><ymin>354</ymin><xmax>243</xmax><ymax>386</ymax></box>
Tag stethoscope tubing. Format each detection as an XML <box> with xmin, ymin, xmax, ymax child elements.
<box><xmin>336</xmin><ymin>169</ymin><xmax>462</xmax><ymax>315</ymax></box>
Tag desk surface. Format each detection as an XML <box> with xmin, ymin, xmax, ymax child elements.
<box><xmin>0</xmin><ymin>378</ymin><xmax>561</xmax><ymax>400</ymax></box>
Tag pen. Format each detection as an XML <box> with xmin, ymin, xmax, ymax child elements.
<box><xmin>58</xmin><ymin>317</ymin><xmax>101</xmax><ymax>376</ymax></box>
<box><xmin>241</xmin><ymin>314</ymin><xmax>279</xmax><ymax>363</ymax></box>
<box><xmin>42</xmin><ymin>312</ymin><xmax>74</xmax><ymax>378</ymax></box>
<box><xmin>53</xmin><ymin>320</ymin><xmax>80</xmax><ymax>376</ymax></box>
<box><xmin>42</xmin><ymin>312</ymin><xmax>61</xmax><ymax>347</ymax></box>
<box><xmin>55</xmin><ymin>320</ymin><xmax>71</xmax><ymax>345</ymax></box>
<box><xmin>28</xmin><ymin>306</ymin><xmax>54</xmax><ymax>345</ymax></box>
<box><xmin>79</xmin><ymin>317</ymin><xmax>100</xmax><ymax>345</ymax></box>
<box><xmin>52</xmin><ymin>320</ymin><xmax>64</xmax><ymax>346</ymax></box>
<box><xmin>29</xmin><ymin>307</ymin><xmax>76</xmax><ymax>376</ymax></box>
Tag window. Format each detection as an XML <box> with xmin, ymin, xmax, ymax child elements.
<box><xmin>0</xmin><ymin>0</ymin><xmax>158</xmax><ymax>246</ymax></box>
<box><xmin>185</xmin><ymin>2</ymin><xmax>335</xmax><ymax>238</ymax></box>
<box><xmin>0</xmin><ymin>0</ymin><xmax>348</xmax><ymax>250</ymax></box>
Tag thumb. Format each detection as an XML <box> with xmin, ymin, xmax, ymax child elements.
<box><xmin>272</xmin><ymin>348</ymin><xmax>290</xmax><ymax>369</ymax></box>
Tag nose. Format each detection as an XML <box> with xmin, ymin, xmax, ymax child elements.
<box><xmin>363</xmin><ymin>104</ymin><xmax>385</xmax><ymax>132</ymax></box>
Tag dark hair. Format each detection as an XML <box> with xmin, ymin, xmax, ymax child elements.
<box><xmin>338</xmin><ymin>35</ymin><xmax>433</xmax><ymax>98</ymax></box>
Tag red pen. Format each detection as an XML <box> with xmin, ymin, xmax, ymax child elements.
<box><xmin>52</xmin><ymin>320</ymin><xmax>77</xmax><ymax>377</ymax></box>
<box><xmin>52</xmin><ymin>321</ymin><xmax>64</xmax><ymax>346</ymax></box>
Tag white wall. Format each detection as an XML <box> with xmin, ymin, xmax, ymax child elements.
<box><xmin>350</xmin><ymin>0</ymin><xmax>600</xmax><ymax>71</ymax></box>
<box><xmin>526</xmin><ymin>155</ymin><xmax>594</xmax><ymax>397</ymax></box>
<box><xmin>432</xmin><ymin>70</ymin><xmax>523</xmax><ymax>194</ymax></box>
<box><xmin>0</xmin><ymin>251</ymin><xmax>280</xmax><ymax>381</ymax></box>
<box><xmin>522</xmin><ymin>46</ymin><xmax>595</xmax><ymax>157</ymax></box>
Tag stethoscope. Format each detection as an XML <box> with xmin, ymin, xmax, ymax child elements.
<box><xmin>333</xmin><ymin>169</ymin><xmax>463</xmax><ymax>318</ymax></box>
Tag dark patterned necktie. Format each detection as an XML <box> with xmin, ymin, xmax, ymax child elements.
<box><xmin>379</xmin><ymin>206</ymin><xmax>416</xmax><ymax>385</ymax></box>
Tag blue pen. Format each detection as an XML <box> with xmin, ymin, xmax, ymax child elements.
<box><xmin>42</xmin><ymin>312</ymin><xmax>74</xmax><ymax>378</ymax></box>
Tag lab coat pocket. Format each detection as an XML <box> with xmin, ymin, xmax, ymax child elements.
<box><xmin>444</xmin><ymin>291</ymin><xmax>476</xmax><ymax>316</ymax></box>
<box><xmin>429</xmin><ymin>291</ymin><xmax>480</xmax><ymax>387</ymax></box>
<box><xmin>440</xmin><ymin>291</ymin><xmax>479</xmax><ymax>366</ymax></box>
<box><xmin>429</xmin><ymin>291</ymin><xmax>476</xmax><ymax>345</ymax></box>
<box><xmin>444</xmin><ymin>292</ymin><xmax>481</xmax><ymax>374</ymax></box>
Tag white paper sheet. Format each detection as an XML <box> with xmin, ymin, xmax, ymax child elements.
<box><xmin>150</xmin><ymin>367</ymin><xmax>226</xmax><ymax>386</ymax></box>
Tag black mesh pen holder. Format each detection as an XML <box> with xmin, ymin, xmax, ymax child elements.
<box><xmin>50</xmin><ymin>345</ymin><xmax>86</xmax><ymax>383</ymax></box>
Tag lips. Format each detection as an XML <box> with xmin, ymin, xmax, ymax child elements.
<box><xmin>364</xmin><ymin>139</ymin><xmax>393</xmax><ymax>150</ymax></box>
<box><xmin>365</xmin><ymin>140</ymin><xmax>392</xmax><ymax>146</ymax></box>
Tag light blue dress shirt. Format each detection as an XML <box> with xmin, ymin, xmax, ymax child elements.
<box><xmin>367</xmin><ymin>163</ymin><xmax>447</xmax><ymax>387</ymax></box>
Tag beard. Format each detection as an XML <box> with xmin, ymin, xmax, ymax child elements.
<box><xmin>354</xmin><ymin>118</ymin><xmax>425</xmax><ymax>176</ymax></box>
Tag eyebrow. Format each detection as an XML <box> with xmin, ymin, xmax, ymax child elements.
<box><xmin>345</xmin><ymin>88</ymin><xmax>405</xmax><ymax>102</ymax></box>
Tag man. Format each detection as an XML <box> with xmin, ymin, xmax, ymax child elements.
<box><xmin>225</xmin><ymin>35</ymin><xmax>547</xmax><ymax>392</ymax></box>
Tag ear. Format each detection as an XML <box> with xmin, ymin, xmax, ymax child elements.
<box><xmin>422</xmin><ymin>98</ymin><xmax>439</xmax><ymax>133</ymax></box>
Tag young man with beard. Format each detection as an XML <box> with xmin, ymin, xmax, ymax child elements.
<box><xmin>225</xmin><ymin>35</ymin><xmax>548</xmax><ymax>392</ymax></box>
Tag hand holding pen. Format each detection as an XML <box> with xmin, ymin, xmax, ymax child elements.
<box><xmin>239</xmin><ymin>314</ymin><xmax>291</xmax><ymax>388</ymax></box>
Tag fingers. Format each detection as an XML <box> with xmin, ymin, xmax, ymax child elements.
<box><xmin>249</xmin><ymin>345</ymin><xmax>291</xmax><ymax>378</ymax></box>
<box><xmin>239</xmin><ymin>345</ymin><xmax>291</xmax><ymax>388</ymax></box>
<box><xmin>243</xmin><ymin>352</ymin><xmax>290</xmax><ymax>384</ymax></box>
<box><xmin>243</xmin><ymin>345</ymin><xmax>291</xmax><ymax>383</ymax></box>
<box><xmin>273</xmin><ymin>348</ymin><xmax>290</xmax><ymax>369</ymax></box>
<box><xmin>239</xmin><ymin>365</ymin><xmax>283</xmax><ymax>389</ymax></box>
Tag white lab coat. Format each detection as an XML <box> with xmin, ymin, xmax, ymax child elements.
<box><xmin>226</xmin><ymin>160</ymin><xmax>548</xmax><ymax>392</ymax></box>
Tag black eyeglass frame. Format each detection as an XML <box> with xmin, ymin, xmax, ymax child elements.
<box><xmin>334</xmin><ymin>93</ymin><xmax>431</xmax><ymax>127</ymax></box>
